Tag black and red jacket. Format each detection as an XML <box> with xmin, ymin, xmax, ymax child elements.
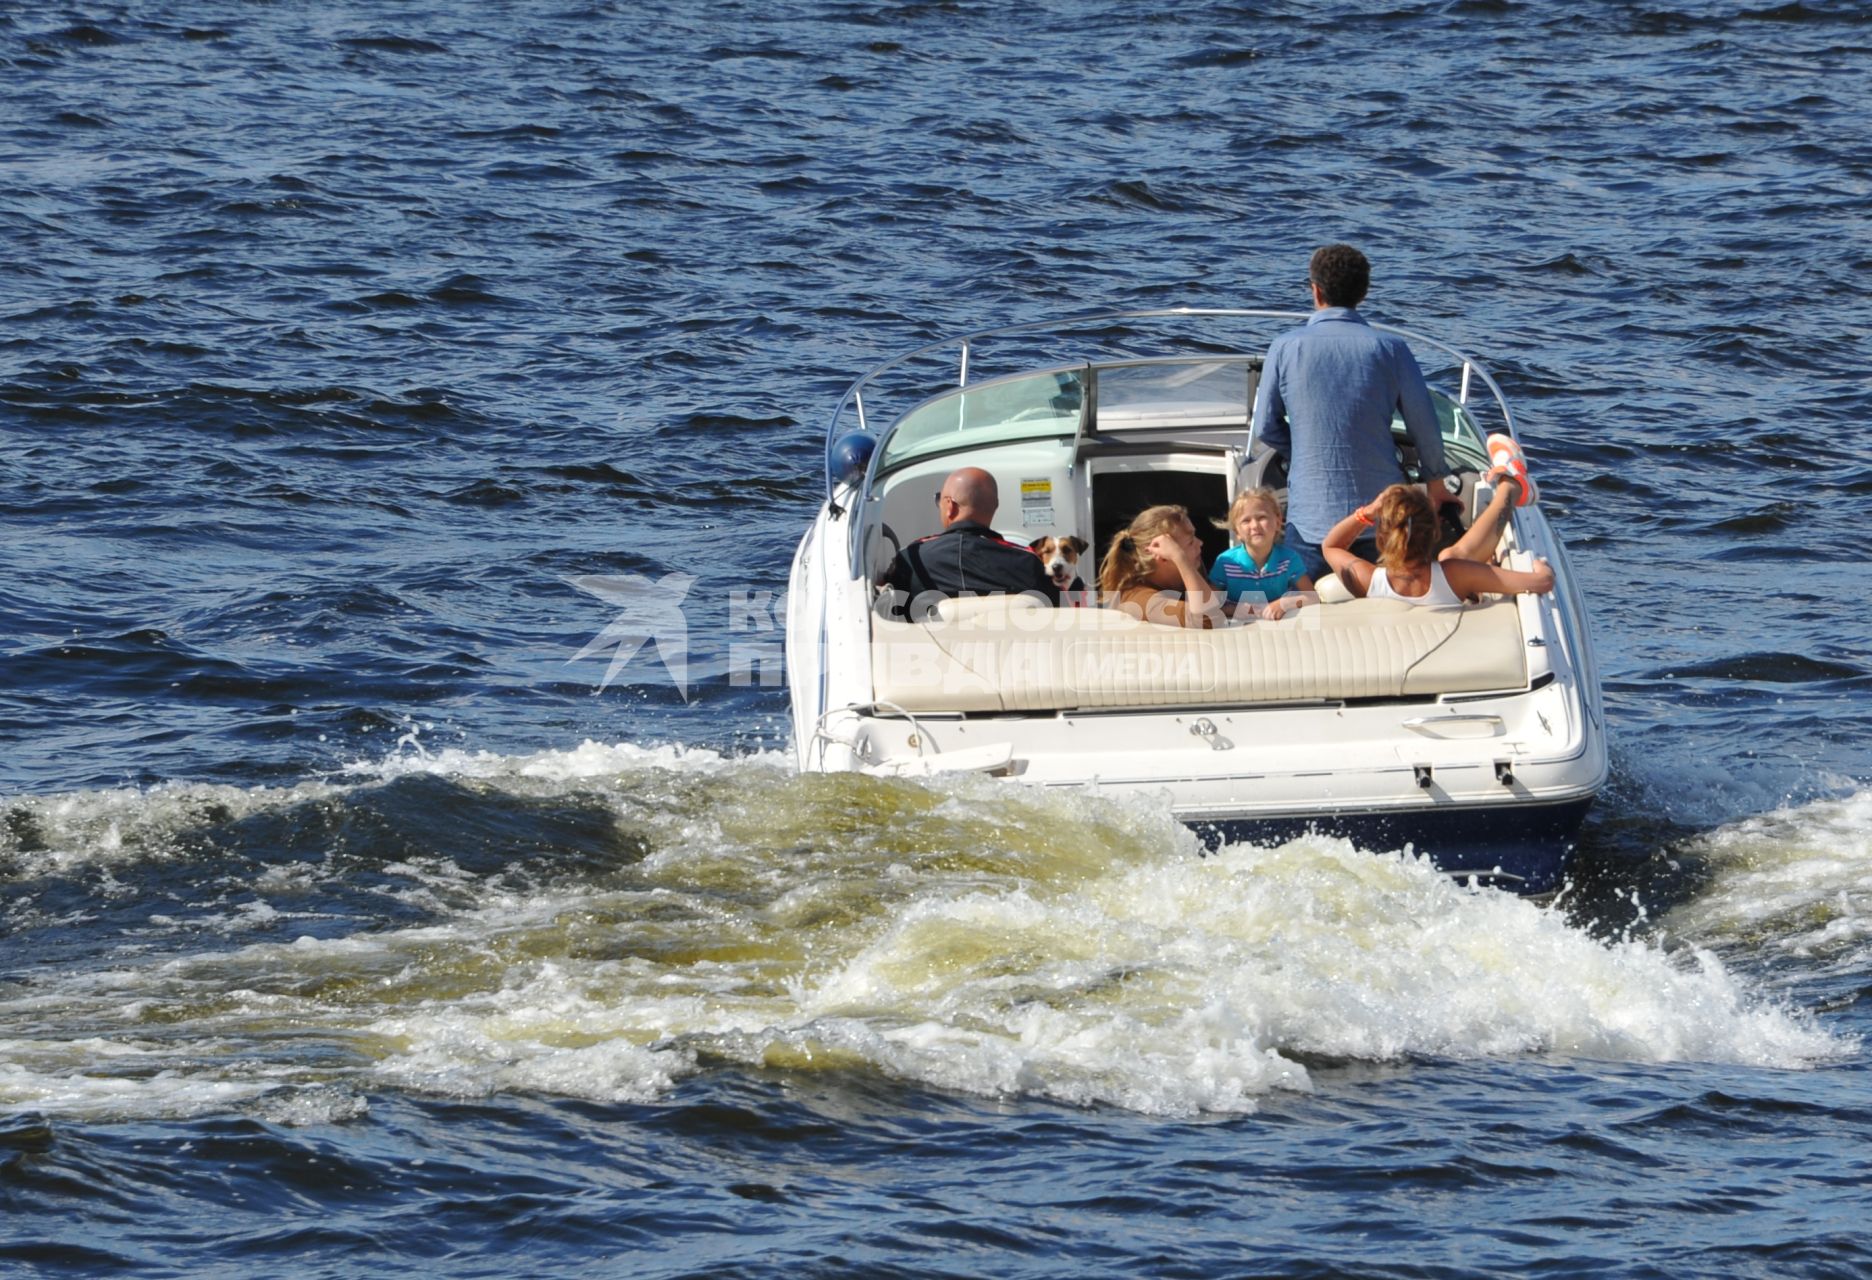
<box><xmin>881</xmin><ymin>520</ymin><xmax>1060</xmax><ymax>607</ymax></box>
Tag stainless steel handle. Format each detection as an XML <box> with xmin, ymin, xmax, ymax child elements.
<box><xmin>1402</xmin><ymin>715</ymin><xmax>1505</xmax><ymax>738</ymax></box>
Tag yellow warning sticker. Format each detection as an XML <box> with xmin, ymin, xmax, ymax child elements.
<box><xmin>1020</xmin><ymin>479</ymin><xmax>1054</xmax><ymax>526</ymax></box>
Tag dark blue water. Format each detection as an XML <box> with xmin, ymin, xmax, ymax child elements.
<box><xmin>4</xmin><ymin>3</ymin><xmax>1871</xmax><ymax>1276</ymax></box>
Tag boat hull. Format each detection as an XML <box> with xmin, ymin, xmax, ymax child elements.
<box><xmin>1191</xmin><ymin>795</ymin><xmax>1596</xmax><ymax>895</ymax></box>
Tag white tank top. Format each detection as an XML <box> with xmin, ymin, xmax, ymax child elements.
<box><xmin>1367</xmin><ymin>562</ymin><xmax>1465</xmax><ymax>609</ymax></box>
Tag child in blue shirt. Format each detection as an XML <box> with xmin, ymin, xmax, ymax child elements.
<box><xmin>1208</xmin><ymin>487</ymin><xmax>1315</xmax><ymax>620</ymax></box>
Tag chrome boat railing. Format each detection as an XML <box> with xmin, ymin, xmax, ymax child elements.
<box><xmin>820</xmin><ymin>307</ymin><xmax>1523</xmax><ymax>508</ymax></box>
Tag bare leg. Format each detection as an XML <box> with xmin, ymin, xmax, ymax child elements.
<box><xmin>1441</xmin><ymin>472</ymin><xmax>1517</xmax><ymax>564</ymax></box>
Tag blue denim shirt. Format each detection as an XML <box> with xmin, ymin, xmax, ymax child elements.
<box><xmin>1251</xmin><ymin>307</ymin><xmax>1448</xmax><ymax>543</ymax></box>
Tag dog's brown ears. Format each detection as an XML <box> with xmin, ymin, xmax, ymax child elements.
<box><xmin>1067</xmin><ymin>536</ymin><xmax>1088</xmax><ymax>554</ymax></box>
<box><xmin>1028</xmin><ymin>535</ymin><xmax>1050</xmax><ymax>550</ymax></box>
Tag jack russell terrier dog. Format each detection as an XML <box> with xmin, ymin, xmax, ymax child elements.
<box><xmin>1028</xmin><ymin>534</ymin><xmax>1089</xmax><ymax>601</ymax></box>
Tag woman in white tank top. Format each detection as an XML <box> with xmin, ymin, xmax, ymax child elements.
<box><xmin>1366</xmin><ymin>560</ymin><xmax>1467</xmax><ymax>609</ymax></box>
<box><xmin>1321</xmin><ymin>478</ymin><xmax>1556</xmax><ymax>607</ymax></box>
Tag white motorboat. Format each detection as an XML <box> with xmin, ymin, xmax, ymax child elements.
<box><xmin>785</xmin><ymin>309</ymin><xmax>1606</xmax><ymax>894</ymax></box>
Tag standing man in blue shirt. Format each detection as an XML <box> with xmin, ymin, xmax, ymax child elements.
<box><xmin>1252</xmin><ymin>244</ymin><xmax>1451</xmax><ymax>578</ymax></box>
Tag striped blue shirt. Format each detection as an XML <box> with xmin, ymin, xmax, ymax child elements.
<box><xmin>1207</xmin><ymin>543</ymin><xmax>1309</xmax><ymax>606</ymax></box>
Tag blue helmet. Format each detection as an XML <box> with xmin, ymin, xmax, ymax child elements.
<box><xmin>829</xmin><ymin>431</ymin><xmax>876</xmax><ymax>487</ymax></box>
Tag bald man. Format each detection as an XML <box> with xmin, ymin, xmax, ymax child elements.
<box><xmin>879</xmin><ymin>466</ymin><xmax>1059</xmax><ymax>609</ymax></box>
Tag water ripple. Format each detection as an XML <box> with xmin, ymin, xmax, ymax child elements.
<box><xmin>4</xmin><ymin>0</ymin><xmax>1871</xmax><ymax>1273</ymax></box>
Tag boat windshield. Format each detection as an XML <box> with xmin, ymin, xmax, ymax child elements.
<box><xmin>1410</xmin><ymin>392</ymin><xmax>1490</xmax><ymax>470</ymax></box>
<box><xmin>876</xmin><ymin>366</ymin><xmax>1084</xmax><ymax>474</ymax></box>
<box><xmin>1095</xmin><ymin>358</ymin><xmax>1252</xmax><ymax>427</ymax></box>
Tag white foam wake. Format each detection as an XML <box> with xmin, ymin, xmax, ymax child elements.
<box><xmin>347</xmin><ymin>735</ymin><xmax>791</xmax><ymax>784</ymax></box>
<box><xmin>724</xmin><ymin>830</ymin><xmax>1841</xmax><ymax>1114</ymax></box>
<box><xmin>0</xmin><ymin>737</ymin><xmax>787</xmax><ymax>879</ymax></box>
<box><xmin>0</xmin><ymin>752</ymin><xmax>1851</xmax><ymax>1120</ymax></box>
<box><xmin>1666</xmin><ymin>787</ymin><xmax>1872</xmax><ymax>973</ymax></box>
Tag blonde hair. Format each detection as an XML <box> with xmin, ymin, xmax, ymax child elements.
<box><xmin>1373</xmin><ymin>484</ymin><xmax>1439</xmax><ymax>571</ymax></box>
<box><xmin>1212</xmin><ymin>487</ymin><xmax>1283</xmax><ymax>542</ymax></box>
<box><xmin>1098</xmin><ymin>505</ymin><xmax>1192</xmax><ymax>595</ymax></box>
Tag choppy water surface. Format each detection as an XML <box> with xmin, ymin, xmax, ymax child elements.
<box><xmin>3</xmin><ymin>2</ymin><xmax>1870</xmax><ymax>1276</ymax></box>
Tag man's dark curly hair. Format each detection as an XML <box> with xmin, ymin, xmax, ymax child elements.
<box><xmin>1308</xmin><ymin>244</ymin><xmax>1370</xmax><ymax>307</ymax></box>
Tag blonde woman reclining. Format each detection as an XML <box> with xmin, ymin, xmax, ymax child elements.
<box><xmin>1098</xmin><ymin>504</ymin><xmax>1223</xmax><ymax>628</ymax></box>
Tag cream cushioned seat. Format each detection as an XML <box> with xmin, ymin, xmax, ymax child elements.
<box><xmin>870</xmin><ymin>594</ymin><xmax>1527</xmax><ymax>713</ymax></box>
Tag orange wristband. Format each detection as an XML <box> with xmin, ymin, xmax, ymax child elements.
<box><xmin>1354</xmin><ymin>507</ymin><xmax>1374</xmax><ymax>528</ymax></box>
